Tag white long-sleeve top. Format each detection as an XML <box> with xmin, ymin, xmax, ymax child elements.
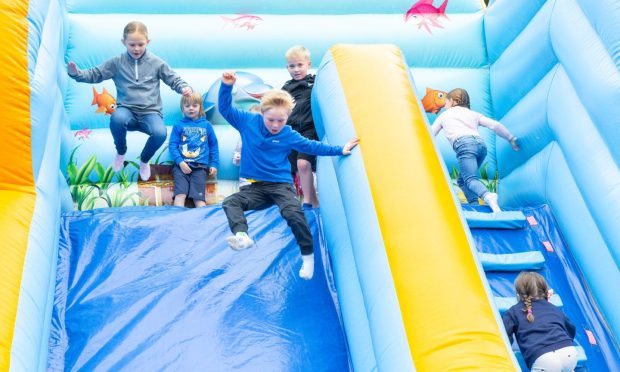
<box><xmin>431</xmin><ymin>106</ymin><xmax>514</xmax><ymax>145</ymax></box>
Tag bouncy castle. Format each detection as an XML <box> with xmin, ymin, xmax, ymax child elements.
<box><xmin>2</xmin><ymin>0</ymin><xmax>619</xmax><ymax>370</ymax></box>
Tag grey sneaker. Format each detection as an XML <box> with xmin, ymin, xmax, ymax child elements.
<box><xmin>226</xmin><ymin>232</ymin><xmax>254</xmax><ymax>250</ymax></box>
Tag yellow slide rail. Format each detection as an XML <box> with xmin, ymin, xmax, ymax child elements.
<box><xmin>332</xmin><ymin>44</ymin><xmax>516</xmax><ymax>370</ymax></box>
<box><xmin>0</xmin><ymin>1</ymin><xmax>36</xmax><ymax>370</ymax></box>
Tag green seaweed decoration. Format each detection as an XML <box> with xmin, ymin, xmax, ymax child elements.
<box><xmin>154</xmin><ymin>143</ymin><xmax>174</xmax><ymax>166</ymax></box>
<box><xmin>67</xmin><ymin>145</ymin><xmax>141</xmax><ymax>210</ymax></box>
<box><xmin>450</xmin><ymin>165</ymin><xmax>460</xmax><ymax>187</ymax></box>
<box><xmin>479</xmin><ymin>162</ymin><xmax>499</xmax><ymax>193</ymax></box>
<box><xmin>449</xmin><ymin>162</ymin><xmax>499</xmax><ymax>193</ymax></box>
<box><xmin>67</xmin><ymin>146</ymin><xmax>99</xmax><ymax>210</ymax></box>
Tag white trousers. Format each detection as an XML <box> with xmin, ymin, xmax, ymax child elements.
<box><xmin>531</xmin><ymin>346</ymin><xmax>578</xmax><ymax>372</ymax></box>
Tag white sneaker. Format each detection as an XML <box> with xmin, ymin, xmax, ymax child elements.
<box><xmin>139</xmin><ymin>161</ymin><xmax>151</xmax><ymax>181</ymax></box>
<box><xmin>112</xmin><ymin>154</ymin><xmax>125</xmax><ymax>171</ymax></box>
<box><xmin>226</xmin><ymin>232</ymin><xmax>254</xmax><ymax>251</ymax></box>
<box><xmin>484</xmin><ymin>192</ymin><xmax>502</xmax><ymax>213</ymax></box>
<box><xmin>299</xmin><ymin>254</ymin><xmax>314</xmax><ymax>280</ymax></box>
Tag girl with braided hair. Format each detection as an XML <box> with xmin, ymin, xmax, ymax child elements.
<box><xmin>503</xmin><ymin>272</ymin><xmax>578</xmax><ymax>371</ymax></box>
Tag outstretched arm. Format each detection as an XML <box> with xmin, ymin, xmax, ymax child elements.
<box><xmin>67</xmin><ymin>61</ymin><xmax>78</xmax><ymax>77</ymax></box>
<box><xmin>342</xmin><ymin>137</ymin><xmax>359</xmax><ymax>155</ymax></box>
<box><xmin>218</xmin><ymin>71</ymin><xmax>254</xmax><ymax>130</ymax></box>
<box><xmin>67</xmin><ymin>58</ymin><xmax>116</xmax><ymax>83</ymax></box>
<box><xmin>479</xmin><ymin>116</ymin><xmax>519</xmax><ymax>151</ymax></box>
<box><xmin>292</xmin><ymin>133</ymin><xmax>358</xmax><ymax>157</ymax></box>
<box><xmin>430</xmin><ymin>116</ymin><xmax>443</xmax><ymax>136</ymax></box>
<box><xmin>160</xmin><ymin>62</ymin><xmax>192</xmax><ymax>96</ymax></box>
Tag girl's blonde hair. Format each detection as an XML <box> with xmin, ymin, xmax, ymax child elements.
<box><xmin>447</xmin><ymin>88</ymin><xmax>471</xmax><ymax>109</ymax></box>
<box><xmin>180</xmin><ymin>92</ymin><xmax>205</xmax><ymax>118</ymax></box>
<box><xmin>260</xmin><ymin>90</ymin><xmax>295</xmax><ymax>114</ymax></box>
<box><xmin>285</xmin><ymin>46</ymin><xmax>311</xmax><ymax>61</ymax></box>
<box><xmin>123</xmin><ymin>21</ymin><xmax>149</xmax><ymax>40</ymax></box>
<box><xmin>514</xmin><ymin>271</ymin><xmax>549</xmax><ymax>323</ymax></box>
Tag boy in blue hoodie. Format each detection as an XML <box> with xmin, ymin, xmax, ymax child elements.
<box><xmin>169</xmin><ymin>92</ymin><xmax>219</xmax><ymax>207</ymax></box>
<box><xmin>218</xmin><ymin>71</ymin><xmax>359</xmax><ymax>280</ymax></box>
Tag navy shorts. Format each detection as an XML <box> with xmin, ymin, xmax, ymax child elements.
<box><xmin>288</xmin><ymin>128</ymin><xmax>318</xmax><ymax>173</ymax></box>
<box><xmin>172</xmin><ymin>165</ymin><xmax>208</xmax><ymax>201</ymax></box>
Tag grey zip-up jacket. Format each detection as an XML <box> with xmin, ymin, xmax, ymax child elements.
<box><xmin>69</xmin><ymin>51</ymin><xmax>189</xmax><ymax>115</ymax></box>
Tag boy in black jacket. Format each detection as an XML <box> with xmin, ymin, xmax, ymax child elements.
<box><xmin>282</xmin><ymin>46</ymin><xmax>319</xmax><ymax>208</ymax></box>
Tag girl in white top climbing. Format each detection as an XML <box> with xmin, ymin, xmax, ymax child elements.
<box><xmin>431</xmin><ymin>88</ymin><xmax>520</xmax><ymax>212</ymax></box>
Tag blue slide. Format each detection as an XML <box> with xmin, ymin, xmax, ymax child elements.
<box><xmin>48</xmin><ymin>206</ymin><xmax>351</xmax><ymax>370</ymax></box>
<box><xmin>3</xmin><ymin>0</ymin><xmax>619</xmax><ymax>371</ymax></box>
<box><xmin>465</xmin><ymin>205</ymin><xmax>620</xmax><ymax>371</ymax></box>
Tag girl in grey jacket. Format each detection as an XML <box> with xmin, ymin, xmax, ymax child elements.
<box><xmin>67</xmin><ymin>21</ymin><xmax>192</xmax><ymax>181</ymax></box>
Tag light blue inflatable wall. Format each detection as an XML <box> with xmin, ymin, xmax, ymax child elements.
<box><xmin>14</xmin><ymin>0</ymin><xmax>620</xmax><ymax>370</ymax></box>
<box><xmin>12</xmin><ymin>1</ymin><xmax>69</xmax><ymax>371</ymax></box>
<box><xmin>55</xmin><ymin>2</ymin><xmax>490</xmax><ymax>371</ymax></box>
<box><xmin>487</xmin><ymin>0</ymin><xmax>620</xmax><ymax>341</ymax></box>
<box><xmin>62</xmin><ymin>0</ymin><xmax>488</xmax><ymax>180</ymax></box>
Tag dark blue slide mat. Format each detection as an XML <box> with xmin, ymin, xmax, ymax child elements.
<box><xmin>48</xmin><ymin>205</ymin><xmax>351</xmax><ymax>371</ymax></box>
<box><xmin>467</xmin><ymin>205</ymin><xmax>620</xmax><ymax>371</ymax></box>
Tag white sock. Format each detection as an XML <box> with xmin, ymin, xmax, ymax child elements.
<box><xmin>484</xmin><ymin>192</ymin><xmax>502</xmax><ymax>213</ymax></box>
<box><xmin>139</xmin><ymin>161</ymin><xmax>151</xmax><ymax>181</ymax></box>
<box><xmin>112</xmin><ymin>154</ymin><xmax>125</xmax><ymax>171</ymax></box>
<box><xmin>226</xmin><ymin>232</ymin><xmax>254</xmax><ymax>250</ymax></box>
<box><xmin>299</xmin><ymin>254</ymin><xmax>314</xmax><ymax>280</ymax></box>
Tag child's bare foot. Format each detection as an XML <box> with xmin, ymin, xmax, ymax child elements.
<box><xmin>226</xmin><ymin>232</ymin><xmax>254</xmax><ymax>250</ymax></box>
<box><xmin>139</xmin><ymin>161</ymin><xmax>151</xmax><ymax>181</ymax></box>
<box><xmin>112</xmin><ymin>154</ymin><xmax>125</xmax><ymax>171</ymax></box>
<box><xmin>299</xmin><ymin>254</ymin><xmax>314</xmax><ymax>280</ymax></box>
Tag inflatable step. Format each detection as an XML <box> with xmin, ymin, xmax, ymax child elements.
<box><xmin>513</xmin><ymin>345</ymin><xmax>587</xmax><ymax>369</ymax></box>
<box><xmin>478</xmin><ymin>251</ymin><xmax>546</xmax><ymax>271</ymax></box>
<box><xmin>495</xmin><ymin>294</ymin><xmax>564</xmax><ymax>315</ymax></box>
<box><xmin>464</xmin><ymin>210</ymin><xmax>527</xmax><ymax>229</ymax></box>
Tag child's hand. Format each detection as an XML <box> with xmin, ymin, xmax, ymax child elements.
<box><xmin>547</xmin><ymin>288</ymin><xmax>554</xmax><ymax>300</ymax></box>
<box><xmin>232</xmin><ymin>152</ymin><xmax>241</xmax><ymax>166</ymax></box>
<box><xmin>221</xmin><ymin>71</ymin><xmax>236</xmax><ymax>86</ymax></box>
<box><xmin>209</xmin><ymin>167</ymin><xmax>218</xmax><ymax>176</ymax></box>
<box><xmin>179</xmin><ymin>161</ymin><xmax>192</xmax><ymax>174</ymax></box>
<box><xmin>509</xmin><ymin>136</ymin><xmax>520</xmax><ymax>151</ymax></box>
<box><xmin>342</xmin><ymin>137</ymin><xmax>360</xmax><ymax>155</ymax></box>
<box><xmin>182</xmin><ymin>86</ymin><xmax>193</xmax><ymax>96</ymax></box>
<box><xmin>67</xmin><ymin>61</ymin><xmax>78</xmax><ymax>76</ymax></box>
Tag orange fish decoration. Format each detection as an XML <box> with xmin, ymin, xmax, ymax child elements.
<box><xmin>421</xmin><ymin>87</ymin><xmax>447</xmax><ymax>114</ymax></box>
<box><xmin>92</xmin><ymin>87</ymin><xmax>117</xmax><ymax>115</ymax></box>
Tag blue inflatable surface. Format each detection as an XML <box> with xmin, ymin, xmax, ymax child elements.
<box><xmin>4</xmin><ymin>0</ymin><xmax>617</xmax><ymax>370</ymax></box>
<box><xmin>48</xmin><ymin>206</ymin><xmax>350</xmax><ymax>371</ymax></box>
<box><xmin>467</xmin><ymin>204</ymin><xmax>620</xmax><ymax>371</ymax></box>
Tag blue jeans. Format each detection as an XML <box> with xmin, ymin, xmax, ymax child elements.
<box><xmin>109</xmin><ymin>107</ymin><xmax>167</xmax><ymax>163</ymax></box>
<box><xmin>453</xmin><ymin>135</ymin><xmax>489</xmax><ymax>203</ymax></box>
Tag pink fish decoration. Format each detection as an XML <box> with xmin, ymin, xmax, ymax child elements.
<box><xmin>221</xmin><ymin>14</ymin><xmax>263</xmax><ymax>31</ymax></box>
<box><xmin>74</xmin><ymin>128</ymin><xmax>92</xmax><ymax>141</ymax></box>
<box><xmin>404</xmin><ymin>0</ymin><xmax>449</xmax><ymax>34</ymax></box>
